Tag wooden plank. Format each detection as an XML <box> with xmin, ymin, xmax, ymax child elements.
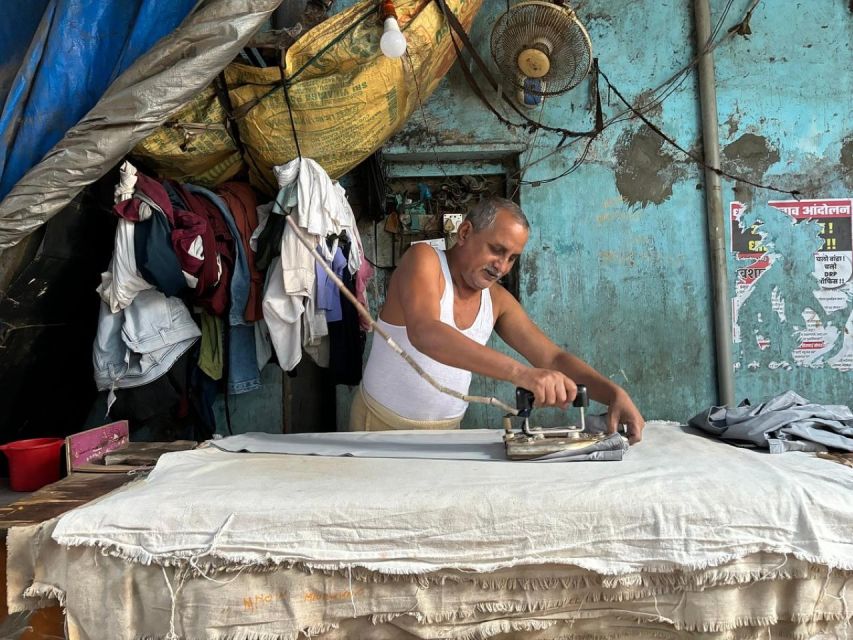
<box><xmin>65</xmin><ymin>421</ymin><xmax>129</xmax><ymax>472</ymax></box>
<box><xmin>102</xmin><ymin>440</ymin><xmax>196</xmax><ymax>466</ymax></box>
<box><xmin>0</xmin><ymin>473</ymin><xmax>134</xmax><ymax>533</ymax></box>
<box><xmin>0</xmin><ymin>472</ymin><xmax>136</xmax><ymax>636</ymax></box>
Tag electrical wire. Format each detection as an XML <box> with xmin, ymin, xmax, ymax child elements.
<box><xmin>519</xmin><ymin>135</ymin><xmax>595</xmax><ymax>186</ymax></box>
<box><xmin>368</xmin><ymin>221</ymin><xmax>396</xmax><ymax>270</ymax></box>
<box><xmin>513</xmin><ymin>0</ymin><xmax>788</xmax><ymax>196</ymax></box>
<box><xmin>598</xmin><ymin>68</ymin><xmax>801</xmax><ymax>199</ymax></box>
<box><xmin>605</xmin><ymin>0</ymin><xmax>735</xmax><ymax>127</ymax></box>
<box><xmin>513</xmin><ymin>96</ymin><xmax>548</xmax><ymax>197</ymax></box>
<box><xmin>530</xmin><ymin>0</ymin><xmax>751</xmax><ymax>159</ymax></box>
<box><xmin>405</xmin><ymin>49</ymin><xmax>452</xmax><ymax>181</ymax></box>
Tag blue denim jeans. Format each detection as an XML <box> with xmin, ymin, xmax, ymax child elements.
<box><xmin>228</xmin><ymin>324</ymin><xmax>261</xmax><ymax>394</ymax></box>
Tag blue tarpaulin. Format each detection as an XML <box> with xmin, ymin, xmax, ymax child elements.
<box><xmin>0</xmin><ymin>0</ymin><xmax>197</xmax><ymax>201</ymax></box>
<box><xmin>0</xmin><ymin>0</ymin><xmax>51</xmax><ymax>104</ymax></box>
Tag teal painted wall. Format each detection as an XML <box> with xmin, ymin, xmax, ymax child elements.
<box><xmin>715</xmin><ymin>3</ymin><xmax>853</xmax><ymax>405</ymax></box>
<box><xmin>334</xmin><ymin>0</ymin><xmax>852</xmax><ymax>428</ymax></box>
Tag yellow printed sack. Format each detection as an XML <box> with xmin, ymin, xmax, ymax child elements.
<box><xmin>132</xmin><ymin>0</ymin><xmax>482</xmax><ymax>193</ymax></box>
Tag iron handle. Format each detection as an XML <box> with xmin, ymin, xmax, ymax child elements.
<box><xmin>573</xmin><ymin>384</ymin><xmax>588</xmax><ymax>409</ymax></box>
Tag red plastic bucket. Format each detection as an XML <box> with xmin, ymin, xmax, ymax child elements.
<box><xmin>0</xmin><ymin>438</ymin><xmax>64</xmax><ymax>492</ymax></box>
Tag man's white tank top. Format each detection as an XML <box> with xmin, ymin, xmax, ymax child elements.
<box><xmin>362</xmin><ymin>247</ymin><xmax>494</xmax><ymax>420</ymax></box>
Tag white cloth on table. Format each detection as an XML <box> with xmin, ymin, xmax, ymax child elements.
<box><xmin>50</xmin><ymin>422</ymin><xmax>853</xmax><ymax>576</ymax></box>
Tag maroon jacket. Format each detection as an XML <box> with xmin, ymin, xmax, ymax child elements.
<box><xmin>168</xmin><ymin>182</ymin><xmax>234</xmax><ymax>317</ymax></box>
<box><xmin>216</xmin><ymin>182</ymin><xmax>264</xmax><ymax>322</ymax></box>
<box><xmin>113</xmin><ymin>172</ymin><xmax>172</xmax><ymax>222</ymax></box>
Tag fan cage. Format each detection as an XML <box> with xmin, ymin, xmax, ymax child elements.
<box><xmin>490</xmin><ymin>1</ymin><xmax>592</xmax><ymax>97</ymax></box>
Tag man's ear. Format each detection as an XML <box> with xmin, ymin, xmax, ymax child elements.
<box><xmin>456</xmin><ymin>220</ymin><xmax>474</xmax><ymax>244</ymax></box>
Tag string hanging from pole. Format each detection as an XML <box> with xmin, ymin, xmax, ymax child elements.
<box><xmin>277</xmin><ymin>61</ymin><xmax>303</xmax><ymax>160</ymax></box>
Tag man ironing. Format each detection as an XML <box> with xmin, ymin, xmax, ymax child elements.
<box><xmin>352</xmin><ymin>196</ymin><xmax>645</xmax><ymax>443</ymax></box>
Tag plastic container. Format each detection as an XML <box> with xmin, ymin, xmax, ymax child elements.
<box><xmin>0</xmin><ymin>438</ymin><xmax>64</xmax><ymax>492</ymax></box>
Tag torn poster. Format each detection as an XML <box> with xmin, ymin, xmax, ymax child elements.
<box><xmin>730</xmin><ymin>198</ymin><xmax>853</xmax><ymax>371</ymax></box>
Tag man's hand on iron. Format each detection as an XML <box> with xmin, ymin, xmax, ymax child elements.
<box><xmin>515</xmin><ymin>368</ymin><xmax>577</xmax><ymax>409</ymax></box>
<box><xmin>606</xmin><ymin>388</ymin><xmax>645</xmax><ymax>444</ymax></box>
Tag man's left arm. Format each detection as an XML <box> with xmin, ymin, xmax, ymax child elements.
<box><xmin>492</xmin><ymin>286</ymin><xmax>645</xmax><ymax>443</ymax></box>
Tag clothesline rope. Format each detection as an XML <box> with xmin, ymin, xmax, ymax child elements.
<box><xmin>278</xmin><ymin>62</ymin><xmax>303</xmax><ymax>160</ymax></box>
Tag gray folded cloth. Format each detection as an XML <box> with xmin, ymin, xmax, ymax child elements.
<box><xmin>689</xmin><ymin>390</ymin><xmax>853</xmax><ymax>453</ymax></box>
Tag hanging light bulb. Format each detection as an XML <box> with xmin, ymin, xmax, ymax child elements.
<box><xmin>380</xmin><ymin>18</ymin><xmax>407</xmax><ymax>58</ymax></box>
<box><xmin>379</xmin><ymin>1</ymin><xmax>407</xmax><ymax>58</ymax></box>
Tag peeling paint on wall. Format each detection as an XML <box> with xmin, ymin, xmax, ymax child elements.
<box><xmin>523</xmin><ymin>255</ymin><xmax>539</xmax><ymax>297</ymax></box>
<box><xmin>614</xmin><ymin>126</ymin><xmax>686</xmax><ymax>207</ymax></box>
<box><xmin>724</xmin><ymin>103</ymin><xmax>742</xmax><ymax>139</ymax></box>
<box><xmin>722</xmin><ymin>133</ymin><xmax>780</xmax><ymax>184</ymax></box>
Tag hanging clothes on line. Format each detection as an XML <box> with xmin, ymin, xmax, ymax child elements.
<box><xmin>94</xmin><ymin>162</ymin><xmax>205</xmax><ymax>433</ymax></box>
<box><xmin>92</xmin><ymin>152</ymin><xmax>377</xmax><ymax>439</ymax></box>
<box><xmin>97</xmin><ymin>217</ymin><xmax>154</xmax><ymax>313</ymax></box>
<box><xmin>97</xmin><ymin>162</ymin><xmax>152</xmax><ymax>312</ymax></box>
<box><xmin>108</xmin><ymin>161</ymin><xmax>227</xmax><ymax>311</ymax></box>
<box><xmin>132</xmin><ymin>200</ymin><xmax>186</xmax><ymax>297</ymax></box>
<box><xmin>275</xmin><ymin>158</ymin><xmax>363</xmax><ymax>270</ymax></box>
<box><xmin>315</xmin><ymin>245</ymin><xmax>346</xmax><ymax>324</ymax></box>
<box><xmin>261</xmin><ymin>158</ymin><xmax>365</xmax><ymax>374</ymax></box>
<box><xmin>93</xmin><ymin>163</ymin><xmax>328</xmax><ymax>442</ymax></box>
<box><xmin>93</xmin><ymin>289</ymin><xmax>200</xmax><ymax>408</ymax></box>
